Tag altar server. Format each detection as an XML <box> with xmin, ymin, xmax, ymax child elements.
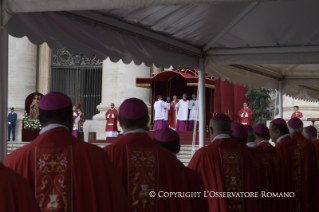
<box><xmin>291</xmin><ymin>106</ymin><xmax>303</xmax><ymax>120</ymax></box>
<box><xmin>288</xmin><ymin>117</ymin><xmax>319</xmax><ymax>211</ymax></box>
<box><xmin>5</xmin><ymin>91</ymin><xmax>128</xmax><ymax>212</ymax></box>
<box><xmin>175</xmin><ymin>93</ymin><xmax>189</xmax><ymax>131</ymax></box>
<box><xmin>238</xmin><ymin>102</ymin><xmax>253</xmax><ymax>126</ymax></box>
<box><xmin>188</xmin><ymin>114</ymin><xmax>257</xmax><ymax>211</ymax></box>
<box><xmin>104</xmin><ymin>98</ymin><xmax>192</xmax><ymax>212</ymax></box>
<box><xmin>188</xmin><ymin>94</ymin><xmax>199</xmax><ymax>131</ymax></box>
<box><xmin>105</xmin><ymin>103</ymin><xmax>118</xmax><ymax>137</ymax></box>
<box><xmin>154</xmin><ymin>95</ymin><xmax>169</xmax><ymax>130</ymax></box>
<box><xmin>168</xmin><ymin>95</ymin><xmax>179</xmax><ymax>130</ymax></box>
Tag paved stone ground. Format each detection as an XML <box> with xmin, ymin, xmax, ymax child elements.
<box><xmin>6</xmin><ymin>142</ymin><xmax>196</xmax><ymax>166</ymax></box>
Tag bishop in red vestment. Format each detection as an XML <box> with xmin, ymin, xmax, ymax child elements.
<box><xmin>238</xmin><ymin>102</ymin><xmax>253</xmax><ymax>126</ymax></box>
<box><xmin>5</xmin><ymin>92</ymin><xmax>128</xmax><ymax>212</ymax></box>
<box><xmin>291</xmin><ymin>106</ymin><xmax>303</xmax><ymax>120</ymax></box>
<box><xmin>0</xmin><ymin>162</ymin><xmax>41</xmax><ymax>212</ymax></box>
<box><xmin>288</xmin><ymin>118</ymin><xmax>319</xmax><ymax>212</ymax></box>
<box><xmin>154</xmin><ymin>127</ymin><xmax>208</xmax><ymax>212</ymax></box>
<box><xmin>269</xmin><ymin>118</ymin><xmax>301</xmax><ymax>212</ymax></box>
<box><xmin>254</xmin><ymin>124</ymin><xmax>283</xmax><ymax>212</ymax></box>
<box><xmin>168</xmin><ymin>95</ymin><xmax>179</xmax><ymax>130</ymax></box>
<box><xmin>105</xmin><ymin>103</ymin><xmax>118</xmax><ymax>137</ymax></box>
<box><xmin>188</xmin><ymin>114</ymin><xmax>258</xmax><ymax>212</ymax></box>
<box><xmin>303</xmin><ymin>126</ymin><xmax>319</xmax><ymax>174</ymax></box>
<box><xmin>232</xmin><ymin>123</ymin><xmax>264</xmax><ymax>212</ymax></box>
<box><xmin>104</xmin><ymin>98</ymin><xmax>192</xmax><ymax>212</ymax></box>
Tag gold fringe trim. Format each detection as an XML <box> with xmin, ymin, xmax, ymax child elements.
<box><xmin>187</xmin><ymin>83</ymin><xmax>215</xmax><ymax>88</ymax></box>
<box><xmin>136</xmin><ymin>83</ymin><xmax>151</xmax><ymax>87</ymax></box>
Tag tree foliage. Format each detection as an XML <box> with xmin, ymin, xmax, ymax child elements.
<box><xmin>246</xmin><ymin>88</ymin><xmax>273</xmax><ymax>126</ymax></box>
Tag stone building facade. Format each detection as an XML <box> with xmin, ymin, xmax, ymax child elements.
<box><xmin>8</xmin><ymin>37</ymin><xmax>319</xmax><ymax>141</ymax></box>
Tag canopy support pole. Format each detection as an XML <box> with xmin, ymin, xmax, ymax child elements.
<box><xmin>0</xmin><ymin>26</ymin><xmax>9</xmax><ymax>163</ymax></box>
<box><xmin>198</xmin><ymin>58</ymin><xmax>206</xmax><ymax>148</ymax></box>
<box><xmin>278</xmin><ymin>80</ymin><xmax>283</xmax><ymax>118</ymax></box>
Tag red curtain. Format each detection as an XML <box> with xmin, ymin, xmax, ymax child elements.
<box><xmin>213</xmin><ymin>79</ymin><xmax>247</xmax><ymax>121</ymax></box>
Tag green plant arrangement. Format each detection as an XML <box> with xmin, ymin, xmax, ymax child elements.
<box><xmin>22</xmin><ymin>112</ymin><xmax>42</xmax><ymax>130</ymax></box>
<box><xmin>246</xmin><ymin>88</ymin><xmax>273</xmax><ymax>126</ymax></box>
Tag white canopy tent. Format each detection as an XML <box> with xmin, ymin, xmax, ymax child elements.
<box><xmin>2</xmin><ymin>0</ymin><xmax>319</xmax><ymax>162</ymax></box>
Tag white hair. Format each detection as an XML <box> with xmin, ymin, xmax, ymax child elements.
<box><xmin>288</xmin><ymin>126</ymin><xmax>303</xmax><ymax>133</ymax></box>
<box><xmin>210</xmin><ymin>119</ymin><xmax>231</xmax><ymax>134</ymax></box>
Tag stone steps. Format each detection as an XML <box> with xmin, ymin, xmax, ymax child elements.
<box><xmin>6</xmin><ymin>142</ymin><xmax>196</xmax><ymax>166</ymax></box>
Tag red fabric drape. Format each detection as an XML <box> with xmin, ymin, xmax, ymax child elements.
<box><xmin>214</xmin><ymin>79</ymin><xmax>221</xmax><ymax>113</ymax></box>
<box><xmin>220</xmin><ymin>80</ymin><xmax>234</xmax><ymax>118</ymax></box>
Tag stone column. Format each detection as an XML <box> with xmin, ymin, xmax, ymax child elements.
<box><xmin>38</xmin><ymin>43</ymin><xmax>51</xmax><ymax>95</ymax></box>
<box><xmin>83</xmin><ymin>58</ymin><xmax>151</xmax><ymax>140</ymax></box>
<box><xmin>8</xmin><ymin>36</ymin><xmax>37</xmax><ymax>142</ymax></box>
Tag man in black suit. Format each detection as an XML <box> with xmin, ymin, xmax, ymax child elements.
<box><xmin>8</xmin><ymin>107</ymin><xmax>17</xmax><ymax>141</ymax></box>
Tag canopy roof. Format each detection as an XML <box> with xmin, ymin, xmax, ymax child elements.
<box><xmin>136</xmin><ymin>67</ymin><xmax>215</xmax><ymax>88</ymax></box>
<box><xmin>5</xmin><ymin>0</ymin><xmax>319</xmax><ymax>101</ymax></box>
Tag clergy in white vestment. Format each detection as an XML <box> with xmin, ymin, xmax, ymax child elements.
<box><xmin>162</xmin><ymin>97</ymin><xmax>171</xmax><ymax>128</ymax></box>
<box><xmin>175</xmin><ymin>93</ymin><xmax>189</xmax><ymax>131</ymax></box>
<box><xmin>188</xmin><ymin>94</ymin><xmax>199</xmax><ymax>131</ymax></box>
<box><xmin>154</xmin><ymin>95</ymin><xmax>169</xmax><ymax>130</ymax></box>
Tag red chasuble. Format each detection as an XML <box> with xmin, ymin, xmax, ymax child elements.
<box><xmin>314</xmin><ymin>140</ymin><xmax>319</xmax><ymax>176</ymax></box>
<box><xmin>182</xmin><ymin>165</ymin><xmax>209</xmax><ymax>212</ymax></box>
<box><xmin>238</xmin><ymin>108</ymin><xmax>252</xmax><ymax>126</ymax></box>
<box><xmin>5</xmin><ymin>127</ymin><xmax>128</xmax><ymax>212</ymax></box>
<box><xmin>253</xmin><ymin>145</ymin><xmax>274</xmax><ymax>212</ymax></box>
<box><xmin>168</xmin><ymin>100</ymin><xmax>179</xmax><ymax>129</ymax></box>
<box><xmin>188</xmin><ymin>138</ymin><xmax>258</xmax><ymax>212</ymax></box>
<box><xmin>246</xmin><ymin>147</ymin><xmax>263</xmax><ymax>212</ymax></box>
<box><xmin>104</xmin><ymin>132</ymin><xmax>192</xmax><ymax>212</ymax></box>
<box><xmin>291</xmin><ymin>111</ymin><xmax>303</xmax><ymax>119</ymax></box>
<box><xmin>0</xmin><ymin>162</ymin><xmax>41</xmax><ymax>212</ymax></box>
<box><xmin>258</xmin><ymin>142</ymin><xmax>284</xmax><ymax>212</ymax></box>
<box><xmin>291</xmin><ymin>132</ymin><xmax>319</xmax><ymax>212</ymax></box>
<box><xmin>105</xmin><ymin>109</ymin><xmax>118</xmax><ymax>131</ymax></box>
<box><xmin>275</xmin><ymin>136</ymin><xmax>301</xmax><ymax>212</ymax></box>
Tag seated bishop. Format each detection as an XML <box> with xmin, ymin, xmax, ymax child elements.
<box><xmin>5</xmin><ymin>91</ymin><xmax>128</xmax><ymax>212</ymax></box>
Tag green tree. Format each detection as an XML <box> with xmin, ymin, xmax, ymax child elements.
<box><xmin>246</xmin><ymin>88</ymin><xmax>273</xmax><ymax>126</ymax></box>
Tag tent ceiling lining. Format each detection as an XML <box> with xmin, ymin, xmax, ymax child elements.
<box><xmin>62</xmin><ymin>11</ymin><xmax>201</xmax><ymax>57</ymax></box>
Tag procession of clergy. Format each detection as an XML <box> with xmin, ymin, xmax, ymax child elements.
<box><xmin>2</xmin><ymin>91</ymin><xmax>319</xmax><ymax>212</ymax></box>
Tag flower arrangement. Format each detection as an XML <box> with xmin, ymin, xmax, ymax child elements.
<box><xmin>22</xmin><ymin>112</ymin><xmax>42</xmax><ymax>130</ymax></box>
